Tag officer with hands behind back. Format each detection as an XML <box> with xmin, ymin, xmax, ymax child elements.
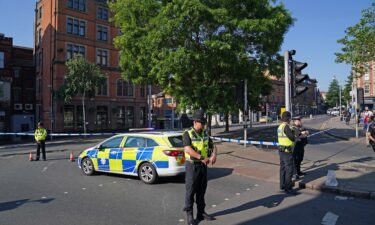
<box><xmin>183</xmin><ymin>109</ymin><xmax>217</xmax><ymax>225</ymax></box>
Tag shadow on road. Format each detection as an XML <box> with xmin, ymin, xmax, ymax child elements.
<box><xmin>0</xmin><ymin>198</ymin><xmax>55</xmax><ymax>212</ymax></box>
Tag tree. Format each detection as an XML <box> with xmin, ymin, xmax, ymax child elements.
<box><xmin>110</xmin><ymin>0</ymin><xmax>293</xmax><ymax>125</ymax></box>
<box><xmin>325</xmin><ymin>79</ymin><xmax>341</xmax><ymax>108</ymax></box>
<box><xmin>342</xmin><ymin>73</ymin><xmax>353</xmax><ymax>105</ymax></box>
<box><xmin>59</xmin><ymin>55</ymin><xmax>104</xmax><ymax>134</ymax></box>
<box><xmin>336</xmin><ymin>2</ymin><xmax>375</xmax><ymax>74</ymax></box>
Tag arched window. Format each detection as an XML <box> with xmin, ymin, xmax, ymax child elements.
<box><xmin>116</xmin><ymin>79</ymin><xmax>134</xmax><ymax>97</ymax></box>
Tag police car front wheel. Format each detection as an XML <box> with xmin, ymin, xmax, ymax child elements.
<box><xmin>138</xmin><ymin>163</ymin><xmax>158</xmax><ymax>184</ymax></box>
<box><xmin>82</xmin><ymin>158</ymin><xmax>95</xmax><ymax>176</ymax></box>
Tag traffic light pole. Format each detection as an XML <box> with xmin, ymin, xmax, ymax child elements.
<box><xmin>284</xmin><ymin>51</ymin><xmax>291</xmax><ymax>112</ymax></box>
<box><xmin>353</xmin><ymin>79</ymin><xmax>358</xmax><ymax>139</ymax></box>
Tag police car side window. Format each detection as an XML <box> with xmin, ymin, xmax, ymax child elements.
<box><xmin>124</xmin><ymin>137</ymin><xmax>146</xmax><ymax>148</ymax></box>
<box><xmin>101</xmin><ymin>136</ymin><xmax>123</xmax><ymax>148</ymax></box>
<box><xmin>146</xmin><ymin>138</ymin><xmax>159</xmax><ymax>147</ymax></box>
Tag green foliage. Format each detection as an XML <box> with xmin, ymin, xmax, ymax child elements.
<box><xmin>325</xmin><ymin>79</ymin><xmax>341</xmax><ymax>108</ymax></box>
<box><xmin>110</xmin><ymin>0</ymin><xmax>293</xmax><ymax>113</ymax></box>
<box><xmin>342</xmin><ymin>73</ymin><xmax>353</xmax><ymax>104</ymax></box>
<box><xmin>60</xmin><ymin>54</ymin><xmax>104</xmax><ymax>103</ymax></box>
<box><xmin>336</xmin><ymin>2</ymin><xmax>375</xmax><ymax>74</ymax></box>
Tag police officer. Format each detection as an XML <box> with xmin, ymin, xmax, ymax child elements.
<box><xmin>277</xmin><ymin>111</ymin><xmax>296</xmax><ymax>194</ymax></box>
<box><xmin>34</xmin><ymin>121</ymin><xmax>47</xmax><ymax>161</ymax></box>
<box><xmin>291</xmin><ymin>116</ymin><xmax>309</xmax><ymax>179</ymax></box>
<box><xmin>183</xmin><ymin>109</ymin><xmax>217</xmax><ymax>225</ymax></box>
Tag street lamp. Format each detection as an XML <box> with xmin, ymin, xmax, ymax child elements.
<box><xmin>333</xmin><ymin>76</ymin><xmax>342</xmax><ymax>119</ymax></box>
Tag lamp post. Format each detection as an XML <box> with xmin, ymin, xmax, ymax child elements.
<box><xmin>333</xmin><ymin>76</ymin><xmax>342</xmax><ymax>119</ymax></box>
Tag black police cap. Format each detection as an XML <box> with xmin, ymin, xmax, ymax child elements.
<box><xmin>192</xmin><ymin>109</ymin><xmax>207</xmax><ymax>123</ymax></box>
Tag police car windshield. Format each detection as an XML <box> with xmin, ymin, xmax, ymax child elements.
<box><xmin>168</xmin><ymin>136</ymin><xmax>184</xmax><ymax>147</ymax></box>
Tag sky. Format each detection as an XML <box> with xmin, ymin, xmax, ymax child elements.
<box><xmin>0</xmin><ymin>0</ymin><xmax>373</xmax><ymax>91</ymax></box>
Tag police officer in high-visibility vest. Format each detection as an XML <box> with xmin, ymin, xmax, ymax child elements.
<box><xmin>34</xmin><ymin>121</ymin><xmax>47</xmax><ymax>161</ymax></box>
<box><xmin>183</xmin><ymin>109</ymin><xmax>217</xmax><ymax>225</ymax></box>
<box><xmin>277</xmin><ymin>111</ymin><xmax>297</xmax><ymax>194</ymax></box>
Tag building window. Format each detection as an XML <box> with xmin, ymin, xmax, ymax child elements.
<box><xmin>36</xmin><ymin>78</ymin><xmax>42</xmax><ymax>95</ymax></box>
<box><xmin>96</xmin><ymin>77</ymin><xmax>108</xmax><ymax>96</ymax></box>
<box><xmin>63</xmin><ymin>106</ymin><xmax>74</xmax><ymax>129</ymax></box>
<box><xmin>13</xmin><ymin>88</ymin><xmax>21</xmax><ymax>102</ymax></box>
<box><xmin>164</xmin><ymin>98</ymin><xmax>172</xmax><ymax>104</ymax></box>
<box><xmin>116</xmin><ymin>79</ymin><xmax>134</xmax><ymax>97</ymax></box>
<box><xmin>0</xmin><ymin>51</ymin><xmax>4</xmax><ymax>68</ymax></box>
<box><xmin>96</xmin><ymin>106</ymin><xmax>108</xmax><ymax>130</ymax></box>
<box><xmin>364</xmin><ymin>84</ymin><xmax>370</xmax><ymax>94</ymax></box>
<box><xmin>38</xmin><ymin>6</ymin><xmax>43</xmax><ymax>19</ymax></box>
<box><xmin>97</xmin><ymin>25</ymin><xmax>108</xmax><ymax>41</ymax></box>
<box><xmin>13</xmin><ymin>68</ymin><xmax>20</xmax><ymax>78</ymax></box>
<box><xmin>68</xmin><ymin>0</ymin><xmax>86</xmax><ymax>12</ymax></box>
<box><xmin>66</xmin><ymin>43</ymin><xmax>85</xmax><ymax>59</ymax></box>
<box><xmin>38</xmin><ymin>29</ymin><xmax>42</xmax><ymax>45</ymax></box>
<box><xmin>67</xmin><ymin>18</ymin><xmax>86</xmax><ymax>37</ymax></box>
<box><xmin>117</xmin><ymin>106</ymin><xmax>134</xmax><ymax>128</ymax></box>
<box><xmin>76</xmin><ymin>106</ymin><xmax>84</xmax><ymax>128</ymax></box>
<box><xmin>96</xmin><ymin>49</ymin><xmax>109</xmax><ymax>66</ymax></box>
<box><xmin>36</xmin><ymin>51</ymin><xmax>43</xmax><ymax>68</ymax></box>
<box><xmin>97</xmin><ymin>7</ymin><xmax>108</xmax><ymax>20</ymax></box>
<box><xmin>0</xmin><ymin>82</ymin><xmax>4</xmax><ymax>98</ymax></box>
<box><xmin>140</xmin><ymin>85</ymin><xmax>145</xmax><ymax>97</ymax></box>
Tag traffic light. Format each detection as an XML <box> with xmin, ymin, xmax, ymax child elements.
<box><xmin>291</xmin><ymin>60</ymin><xmax>309</xmax><ymax>97</ymax></box>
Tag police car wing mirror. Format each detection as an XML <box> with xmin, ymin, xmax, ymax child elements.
<box><xmin>98</xmin><ymin>144</ymin><xmax>104</xmax><ymax>151</ymax></box>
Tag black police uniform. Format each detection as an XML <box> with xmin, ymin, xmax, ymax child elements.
<box><xmin>182</xmin><ymin>128</ymin><xmax>213</xmax><ymax>221</ymax></box>
<box><xmin>279</xmin><ymin>124</ymin><xmax>295</xmax><ymax>191</ymax></box>
<box><xmin>368</xmin><ymin>122</ymin><xmax>375</xmax><ymax>152</ymax></box>
<box><xmin>292</xmin><ymin>125</ymin><xmax>308</xmax><ymax>176</ymax></box>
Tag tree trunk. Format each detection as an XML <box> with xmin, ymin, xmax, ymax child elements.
<box><xmin>82</xmin><ymin>92</ymin><xmax>87</xmax><ymax>135</ymax></box>
<box><xmin>225</xmin><ymin>112</ymin><xmax>229</xmax><ymax>132</ymax></box>
<box><xmin>207</xmin><ymin>114</ymin><xmax>212</xmax><ymax>136</ymax></box>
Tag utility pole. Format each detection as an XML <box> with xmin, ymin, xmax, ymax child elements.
<box><xmin>147</xmin><ymin>85</ymin><xmax>152</xmax><ymax>128</ymax></box>
<box><xmin>171</xmin><ymin>97</ymin><xmax>174</xmax><ymax>130</ymax></box>
<box><xmin>244</xmin><ymin>79</ymin><xmax>248</xmax><ymax>147</ymax></box>
<box><xmin>284</xmin><ymin>51</ymin><xmax>291</xmax><ymax>112</ymax></box>
<box><xmin>353</xmin><ymin>78</ymin><xmax>359</xmax><ymax>139</ymax></box>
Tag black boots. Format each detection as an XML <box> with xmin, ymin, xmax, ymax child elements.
<box><xmin>196</xmin><ymin>212</ymin><xmax>215</xmax><ymax>221</ymax></box>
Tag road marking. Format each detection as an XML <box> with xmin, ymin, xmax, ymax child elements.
<box><xmin>321</xmin><ymin>212</ymin><xmax>339</xmax><ymax>225</ymax></box>
<box><xmin>246</xmin><ymin>188</ymin><xmax>251</xmax><ymax>191</ymax></box>
<box><xmin>41</xmin><ymin>166</ymin><xmax>48</xmax><ymax>173</ymax></box>
<box><xmin>178</xmin><ymin>219</ymin><xmax>184</xmax><ymax>222</ymax></box>
<box><xmin>82</xmin><ymin>188</ymin><xmax>86</xmax><ymax>190</ymax></box>
<box><xmin>335</xmin><ymin>196</ymin><xmax>348</xmax><ymax>201</ymax></box>
<box><xmin>212</xmin><ymin>205</ymin><xmax>217</xmax><ymax>207</ymax></box>
<box><xmin>236</xmin><ymin>193</ymin><xmax>241</xmax><ymax>196</ymax></box>
<box><xmin>64</xmin><ymin>192</ymin><xmax>68</xmax><ymax>194</ymax></box>
<box><xmin>98</xmin><ymin>184</ymin><xmax>103</xmax><ymax>187</ymax></box>
<box><xmin>224</xmin><ymin>198</ymin><xmax>229</xmax><ymax>201</ymax></box>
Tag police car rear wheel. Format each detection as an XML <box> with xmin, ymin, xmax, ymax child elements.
<box><xmin>82</xmin><ymin>158</ymin><xmax>95</xmax><ymax>176</ymax></box>
<box><xmin>139</xmin><ymin>163</ymin><xmax>158</xmax><ymax>184</ymax></box>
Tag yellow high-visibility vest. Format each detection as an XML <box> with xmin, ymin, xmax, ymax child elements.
<box><xmin>277</xmin><ymin>123</ymin><xmax>294</xmax><ymax>147</ymax></box>
<box><xmin>35</xmin><ymin>128</ymin><xmax>47</xmax><ymax>141</ymax></box>
<box><xmin>184</xmin><ymin>128</ymin><xmax>209</xmax><ymax>162</ymax></box>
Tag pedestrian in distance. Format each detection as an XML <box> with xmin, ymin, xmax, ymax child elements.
<box><xmin>291</xmin><ymin>116</ymin><xmax>309</xmax><ymax>179</ymax></box>
<box><xmin>34</xmin><ymin>121</ymin><xmax>47</xmax><ymax>161</ymax></box>
<box><xmin>183</xmin><ymin>109</ymin><xmax>217</xmax><ymax>225</ymax></box>
<box><xmin>277</xmin><ymin>111</ymin><xmax>297</xmax><ymax>195</ymax></box>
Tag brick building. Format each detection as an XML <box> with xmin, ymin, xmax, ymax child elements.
<box><xmin>0</xmin><ymin>34</ymin><xmax>35</xmax><ymax>142</ymax></box>
<box><xmin>35</xmin><ymin>0</ymin><xmax>152</xmax><ymax>133</ymax></box>
<box><xmin>356</xmin><ymin>61</ymin><xmax>375</xmax><ymax>109</ymax></box>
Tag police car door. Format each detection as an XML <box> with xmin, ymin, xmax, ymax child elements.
<box><xmin>97</xmin><ymin>136</ymin><xmax>124</xmax><ymax>172</ymax></box>
<box><xmin>121</xmin><ymin>136</ymin><xmax>146</xmax><ymax>174</ymax></box>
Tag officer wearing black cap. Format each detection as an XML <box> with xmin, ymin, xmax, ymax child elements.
<box><xmin>292</xmin><ymin>116</ymin><xmax>309</xmax><ymax>178</ymax></box>
<box><xmin>183</xmin><ymin>109</ymin><xmax>217</xmax><ymax>225</ymax></box>
<box><xmin>277</xmin><ymin>111</ymin><xmax>296</xmax><ymax>194</ymax></box>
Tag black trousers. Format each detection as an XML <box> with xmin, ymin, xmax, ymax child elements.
<box><xmin>184</xmin><ymin>162</ymin><xmax>207</xmax><ymax>213</ymax></box>
<box><xmin>36</xmin><ymin>141</ymin><xmax>46</xmax><ymax>160</ymax></box>
<box><xmin>293</xmin><ymin>142</ymin><xmax>305</xmax><ymax>175</ymax></box>
<box><xmin>370</xmin><ymin>142</ymin><xmax>375</xmax><ymax>152</ymax></box>
<box><xmin>279</xmin><ymin>151</ymin><xmax>294</xmax><ymax>190</ymax></box>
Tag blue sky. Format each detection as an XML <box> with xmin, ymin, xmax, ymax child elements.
<box><xmin>0</xmin><ymin>0</ymin><xmax>373</xmax><ymax>91</ymax></box>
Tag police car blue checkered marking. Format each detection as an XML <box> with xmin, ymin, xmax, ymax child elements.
<box><xmin>98</xmin><ymin>158</ymin><xmax>110</xmax><ymax>171</ymax></box>
<box><xmin>136</xmin><ymin>147</ymin><xmax>154</xmax><ymax>160</ymax></box>
<box><xmin>155</xmin><ymin>161</ymin><xmax>169</xmax><ymax>168</ymax></box>
<box><xmin>122</xmin><ymin>160</ymin><xmax>136</xmax><ymax>173</ymax></box>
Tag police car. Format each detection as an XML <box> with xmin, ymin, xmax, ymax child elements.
<box><xmin>77</xmin><ymin>132</ymin><xmax>185</xmax><ymax>184</ymax></box>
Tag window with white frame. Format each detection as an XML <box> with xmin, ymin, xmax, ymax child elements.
<box><xmin>96</xmin><ymin>76</ymin><xmax>108</xmax><ymax>96</ymax></box>
<box><xmin>96</xmin><ymin>49</ymin><xmax>109</xmax><ymax>66</ymax></box>
<box><xmin>364</xmin><ymin>84</ymin><xmax>370</xmax><ymax>94</ymax></box>
<box><xmin>66</xmin><ymin>43</ymin><xmax>85</xmax><ymax>59</ymax></box>
<box><xmin>67</xmin><ymin>17</ymin><xmax>86</xmax><ymax>37</ymax></box>
<box><xmin>97</xmin><ymin>25</ymin><xmax>108</xmax><ymax>41</ymax></box>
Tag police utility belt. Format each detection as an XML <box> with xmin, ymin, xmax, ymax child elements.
<box><xmin>186</xmin><ymin>148</ymin><xmax>212</xmax><ymax>164</ymax></box>
<box><xmin>278</xmin><ymin>146</ymin><xmax>293</xmax><ymax>153</ymax></box>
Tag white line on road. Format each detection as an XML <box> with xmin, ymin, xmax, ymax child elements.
<box><xmin>41</xmin><ymin>166</ymin><xmax>48</xmax><ymax>173</ymax></box>
<box><xmin>321</xmin><ymin>212</ymin><xmax>339</xmax><ymax>225</ymax></box>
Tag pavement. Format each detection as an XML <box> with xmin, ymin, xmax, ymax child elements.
<box><xmin>211</xmin><ymin>116</ymin><xmax>375</xmax><ymax>202</ymax></box>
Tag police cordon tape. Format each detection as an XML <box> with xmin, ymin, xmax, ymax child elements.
<box><xmin>211</xmin><ymin>128</ymin><xmax>334</xmax><ymax>147</ymax></box>
<box><xmin>0</xmin><ymin>128</ymin><xmax>333</xmax><ymax>147</ymax></box>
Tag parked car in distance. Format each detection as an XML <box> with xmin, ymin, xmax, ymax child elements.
<box><xmin>259</xmin><ymin>116</ymin><xmax>273</xmax><ymax>123</ymax></box>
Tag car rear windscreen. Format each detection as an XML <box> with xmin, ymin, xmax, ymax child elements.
<box><xmin>168</xmin><ymin>136</ymin><xmax>184</xmax><ymax>147</ymax></box>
